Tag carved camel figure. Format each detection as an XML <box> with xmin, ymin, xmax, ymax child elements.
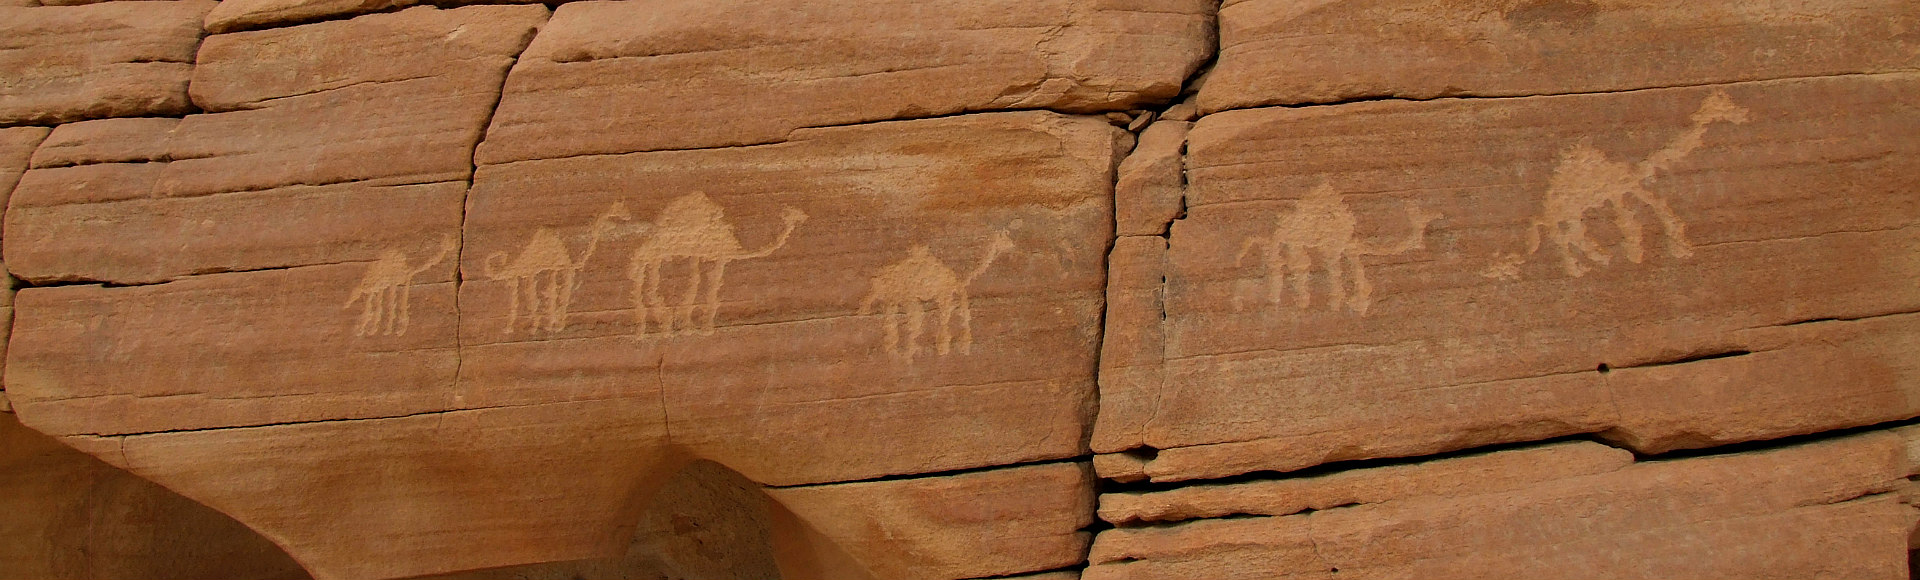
<box><xmin>860</xmin><ymin>230</ymin><xmax>1015</xmax><ymax>358</ymax></box>
<box><xmin>486</xmin><ymin>202</ymin><xmax>630</xmax><ymax>334</ymax></box>
<box><xmin>628</xmin><ymin>193</ymin><xmax>807</xmax><ymax>337</ymax></box>
<box><xmin>1239</xmin><ymin>183</ymin><xmax>1435</xmax><ymax>315</ymax></box>
<box><xmin>1528</xmin><ymin>91</ymin><xmax>1750</xmax><ymax>277</ymax></box>
<box><xmin>344</xmin><ymin>235</ymin><xmax>457</xmax><ymax>337</ymax></box>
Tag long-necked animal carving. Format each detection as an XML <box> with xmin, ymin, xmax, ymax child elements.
<box><xmin>860</xmin><ymin>230</ymin><xmax>1015</xmax><ymax>358</ymax></box>
<box><xmin>628</xmin><ymin>193</ymin><xmax>807</xmax><ymax>337</ymax></box>
<box><xmin>344</xmin><ymin>235</ymin><xmax>457</xmax><ymax>337</ymax></box>
<box><xmin>1239</xmin><ymin>183</ymin><xmax>1435</xmax><ymax>315</ymax></box>
<box><xmin>486</xmin><ymin>202</ymin><xmax>631</xmax><ymax>334</ymax></box>
<box><xmin>1529</xmin><ymin>91</ymin><xmax>1750</xmax><ymax>277</ymax></box>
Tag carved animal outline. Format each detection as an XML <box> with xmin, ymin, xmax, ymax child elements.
<box><xmin>1238</xmin><ymin>183</ymin><xmax>1436</xmax><ymax>315</ymax></box>
<box><xmin>860</xmin><ymin>230</ymin><xmax>1015</xmax><ymax>359</ymax></box>
<box><xmin>628</xmin><ymin>193</ymin><xmax>807</xmax><ymax>338</ymax></box>
<box><xmin>344</xmin><ymin>235</ymin><xmax>457</xmax><ymax>337</ymax></box>
<box><xmin>1528</xmin><ymin>91</ymin><xmax>1750</xmax><ymax>277</ymax></box>
<box><xmin>486</xmin><ymin>202</ymin><xmax>631</xmax><ymax>334</ymax></box>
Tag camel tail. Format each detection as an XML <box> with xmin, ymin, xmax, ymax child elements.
<box><xmin>343</xmin><ymin>289</ymin><xmax>365</xmax><ymax>309</ymax></box>
<box><xmin>858</xmin><ymin>290</ymin><xmax>879</xmax><ymax>316</ymax></box>
<box><xmin>1238</xmin><ymin>237</ymin><xmax>1266</xmax><ymax>266</ymax></box>
<box><xmin>1525</xmin><ymin>219</ymin><xmax>1546</xmax><ymax>254</ymax></box>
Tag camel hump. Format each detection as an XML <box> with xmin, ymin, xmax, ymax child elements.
<box><xmin>1692</xmin><ymin>91</ymin><xmax>1749</xmax><ymax>126</ymax></box>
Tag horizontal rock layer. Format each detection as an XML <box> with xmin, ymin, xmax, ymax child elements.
<box><xmin>0</xmin><ymin>1</ymin><xmax>211</xmax><ymax>125</ymax></box>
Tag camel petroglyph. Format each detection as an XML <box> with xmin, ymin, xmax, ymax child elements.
<box><xmin>1238</xmin><ymin>183</ymin><xmax>1436</xmax><ymax>315</ymax></box>
<box><xmin>629</xmin><ymin>193</ymin><xmax>807</xmax><ymax>338</ymax></box>
<box><xmin>487</xmin><ymin>202</ymin><xmax>631</xmax><ymax>334</ymax></box>
<box><xmin>861</xmin><ymin>230</ymin><xmax>1015</xmax><ymax>359</ymax></box>
<box><xmin>344</xmin><ymin>235</ymin><xmax>456</xmax><ymax>337</ymax></box>
<box><xmin>1528</xmin><ymin>91</ymin><xmax>1749</xmax><ymax>277</ymax></box>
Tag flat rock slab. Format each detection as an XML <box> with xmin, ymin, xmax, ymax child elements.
<box><xmin>3</xmin><ymin>5</ymin><xmax>544</xmax><ymax>285</ymax></box>
<box><xmin>475</xmin><ymin>0</ymin><xmax>1213</xmax><ymax>163</ymax></box>
<box><xmin>0</xmin><ymin>1</ymin><xmax>212</xmax><ymax>125</ymax></box>
<box><xmin>1097</xmin><ymin>73</ymin><xmax>1920</xmax><ymax>481</ymax></box>
<box><xmin>1201</xmin><ymin>0</ymin><xmax>1920</xmax><ymax>112</ymax></box>
<box><xmin>1086</xmin><ymin>432</ymin><xmax>1918</xmax><ymax>579</ymax></box>
<box><xmin>462</xmin><ymin>110</ymin><xmax>1124</xmax><ymax>486</ymax></box>
<box><xmin>769</xmin><ymin>462</ymin><xmax>1093</xmax><ymax>580</ymax></box>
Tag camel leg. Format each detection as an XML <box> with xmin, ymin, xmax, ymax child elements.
<box><xmin>934</xmin><ymin>294</ymin><xmax>956</xmax><ymax>355</ymax></box>
<box><xmin>956</xmin><ymin>293</ymin><xmax>973</xmax><ymax>355</ymax></box>
<box><xmin>1608</xmin><ymin>198</ymin><xmax>1646</xmax><ymax>264</ymax></box>
<box><xmin>1630</xmin><ymin>188</ymin><xmax>1694</xmax><ymax>258</ymax></box>
<box><xmin>1323</xmin><ymin>249</ymin><xmax>1347</xmax><ymax>312</ymax></box>
<box><xmin>679</xmin><ymin>260</ymin><xmax>703</xmax><ymax>335</ymax></box>
<box><xmin>1565</xmin><ymin>219</ymin><xmax>1611</xmax><ymax>269</ymax></box>
<box><xmin>1347</xmin><ymin>255</ymin><xmax>1372</xmax><ymax>315</ymax></box>
<box><xmin>1259</xmin><ymin>245</ymin><xmax>1285</xmax><ymax>305</ymax></box>
<box><xmin>1284</xmin><ymin>245</ymin><xmax>1311</xmax><ymax>308</ymax></box>
<box><xmin>504</xmin><ymin>279</ymin><xmax>521</xmax><ymax>334</ymax></box>
<box><xmin>881</xmin><ymin>302</ymin><xmax>901</xmax><ymax>357</ymax></box>
<box><xmin>701</xmin><ymin>261</ymin><xmax>728</xmax><ymax>335</ymax></box>
<box><xmin>904</xmin><ymin>300</ymin><xmax>925</xmax><ymax>359</ymax></box>
<box><xmin>393</xmin><ymin>284</ymin><xmax>408</xmax><ymax>336</ymax></box>
<box><xmin>553</xmin><ymin>269</ymin><xmax>576</xmax><ymax>332</ymax></box>
<box><xmin>647</xmin><ymin>261</ymin><xmax>668</xmax><ymax>335</ymax></box>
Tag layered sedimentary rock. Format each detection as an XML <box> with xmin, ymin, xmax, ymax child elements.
<box><xmin>1201</xmin><ymin>0</ymin><xmax>1920</xmax><ymax>111</ymax></box>
<box><xmin>475</xmin><ymin>0</ymin><xmax>1213</xmax><ymax>162</ymax></box>
<box><xmin>1087</xmin><ymin>433</ymin><xmax>1919</xmax><ymax>579</ymax></box>
<box><xmin>0</xmin><ymin>1</ymin><xmax>211</xmax><ymax>125</ymax></box>
<box><xmin>1099</xmin><ymin>73</ymin><xmax>1920</xmax><ymax>482</ymax></box>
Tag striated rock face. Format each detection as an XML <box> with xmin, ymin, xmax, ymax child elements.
<box><xmin>3</xmin><ymin>0</ymin><xmax>1920</xmax><ymax>578</ymax></box>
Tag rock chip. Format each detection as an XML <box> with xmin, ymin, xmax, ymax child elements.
<box><xmin>1202</xmin><ymin>0</ymin><xmax>1920</xmax><ymax>113</ymax></box>
<box><xmin>1114</xmin><ymin>119</ymin><xmax>1190</xmax><ymax>236</ymax></box>
<box><xmin>1087</xmin><ymin>432</ymin><xmax>1917</xmax><ymax>579</ymax></box>
<box><xmin>1101</xmin><ymin>73</ymin><xmax>1920</xmax><ymax>481</ymax></box>
<box><xmin>0</xmin><ymin>1</ymin><xmax>212</xmax><ymax>125</ymax></box>
<box><xmin>475</xmin><ymin>0</ymin><xmax>1214</xmax><ymax>163</ymax></box>
<box><xmin>768</xmin><ymin>462</ymin><xmax>1093</xmax><ymax>580</ymax></box>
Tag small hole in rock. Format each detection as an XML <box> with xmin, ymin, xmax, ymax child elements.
<box><xmin>1597</xmin><ymin>363</ymin><xmax>1611</xmax><ymax>374</ymax></box>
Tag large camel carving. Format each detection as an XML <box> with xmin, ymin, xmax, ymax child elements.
<box><xmin>628</xmin><ymin>193</ymin><xmax>807</xmax><ymax>337</ymax></box>
<box><xmin>1528</xmin><ymin>91</ymin><xmax>1750</xmax><ymax>277</ymax></box>
<box><xmin>1239</xmin><ymin>183</ymin><xmax>1435</xmax><ymax>315</ymax></box>
<box><xmin>486</xmin><ymin>202</ymin><xmax>630</xmax><ymax>334</ymax></box>
<box><xmin>860</xmin><ymin>230</ymin><xmax>1015</xmax><ymax>358</ymax></box>
<box><xmin>343</xmin><ymin>235</ymin><xmax>457</xmax><ymax>337</ymax></box>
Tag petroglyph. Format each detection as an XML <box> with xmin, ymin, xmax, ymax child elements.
<box><xmin>344</xmin><ymin>236</ymin><xmax>456</xmax><ymax>337</ymax></box>
<box><xmin>486</xmin><ymin>202</ymin><xmax>631</xmax><ymax>334</ymax></box>
<box><xmin>861</xmin><ymin>231</ymin><xmax>1015</xmax><ymax>359</ymax></box>
<box><xmin>629</xmin><ymin>193</ymin><xmax>807</xmax><ymax>338</ymax></box>
<box><xmin>1238</xmin><ymin>183</ymin><xmax>1436</xmax><ymax>315</ymax></box>
<box><xmin>1528</xmin><ymin>91</ymin><xmax>1750</xmax><ymax>277</ymax></box>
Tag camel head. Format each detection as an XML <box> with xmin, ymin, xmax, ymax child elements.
<box><xmin>779</xmin><ymin>206</ymin><xmax>808</xmax><ymax>226</ymax></box>
<box><xmin>1692</xmin><ymin>91</ymin><xmax>1750</xmax><ymax>126</ymax></box>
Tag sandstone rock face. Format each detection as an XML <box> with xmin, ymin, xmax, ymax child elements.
<box><xmin>1101</xmin><ymin>73</ymin><xmax>1920</xmax><ymax>482</ymax></box>
<box><xmin>0</xmin><ymin>1</ymin><xmax>211</xmax><ymax>125</ymax></box>
<box><xmin>475</xmin><ymin>0</ymin><xmax>1213</xmax><ymax>163</ymax></box>
<box><xmin>1086</xmin><ymin>432</ymin><xmax>1919</xmax><ymax>579</ymax></box>
<box><xmin>6</xmin><ymin>0</ymin><xmax>1920</xmax><ymax>578</ymax></box>
<box><xmin>0</xmin><ymin>412</ymin><xmax>309</xmax><ymax>580</ymax></box>
<box><xmin>1201</xmin><ymin>0</ymin><xmax>1920</xmax><ymax>112</ymax></box>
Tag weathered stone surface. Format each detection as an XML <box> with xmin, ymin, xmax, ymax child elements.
<box><xmin>0</xmin><ymin>126</ymin><xmax>47</xmax><ymax>198</ymax></box>
<box><xmin>4</xmin><ymin>5</ymin><xmax>542</xmax><ymax>285</ymax></box>
<box><xmin>1087</xmin><ymin>432</ymin><xmax>1918</xmax><ymax>579</ymax></box>
<box><xmin>1201</xmin><ymin>0</ymin><xmax>1920</xmax><ymax>113</ymax></box>
<box><xmin>0</xmin><ymin>412</ymin><xmax>310</xmax><ymax>580</ymax></box>
<box><xmin>0</xmin><ymin>2</ymin><xmax>211</xmax><ymax>125</ymax></box>
<box><xmin>28</xmin><ymin>117</ymin><xmax>176</xmax><ymax>168</ymax></box>
<box><xmin>1115</xmin><ymin>119</ymin><xmax>1189</xmax><ymax>236</ymax></box>
<box><xmin>204</xmin><ymin>0</ymin><xmax>408</xmax><ymax>34</ymax></box>
<box><xmin>1100</xmin><ymin>441</ymin><xmax>1633</xmax><ymax>525</ymax></box>
<box><xmin>1102</xmin><ymin>73</ymin><xmax>1920</xmax><ymax>481</ymax></box>
<box><xmin>7</xmin><ymin>264</ymin><xmax>458</xmax><ymax>437</ymax></box>
<box><xmin>768</xmin><ymin>462</ymin><xmax>1094</xmax><ymax>580</ymax></box>
<box><xmin>89</xmin><ymin>398</ymin><xmax>673</xmax><ymax>580</ymax></box>
<box><xmin>463</xmin><ymin>110</ymin><xmax>1124</xmax><ymax>486</ymax></box>
<box><xmin>475</xmin><ymin>0</ymin><xmax>1214</xmax><ymax>163</ymax></box>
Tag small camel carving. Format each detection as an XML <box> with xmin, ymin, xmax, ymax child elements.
<box><xmin>1239</xmin><ymin>183</ymin><xmax>1436</xmax><ymax>315</ymax></box>
<box><xmin>1528</xmin><ymin>91</ymin><xmax>1750</xmax><ymax>277</ymax></box>
<box><xmin>344</xmin><ymin>235</ymin><xmax>457</xmax><ymax>337</ymax></box>
<box><xmin>629</xmin><ymin>193</ymin><xmax>807</xmax><ymax>338</ymax></box>
<box><xmin>860</xmin><ymin>231</ymin><xmax>1015</xmax><ymax>359</ymax></box>
<box><xmin>486</xmin><ymin>202</ymin><xmax>631</xmax><ymax>334</ymax></box>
